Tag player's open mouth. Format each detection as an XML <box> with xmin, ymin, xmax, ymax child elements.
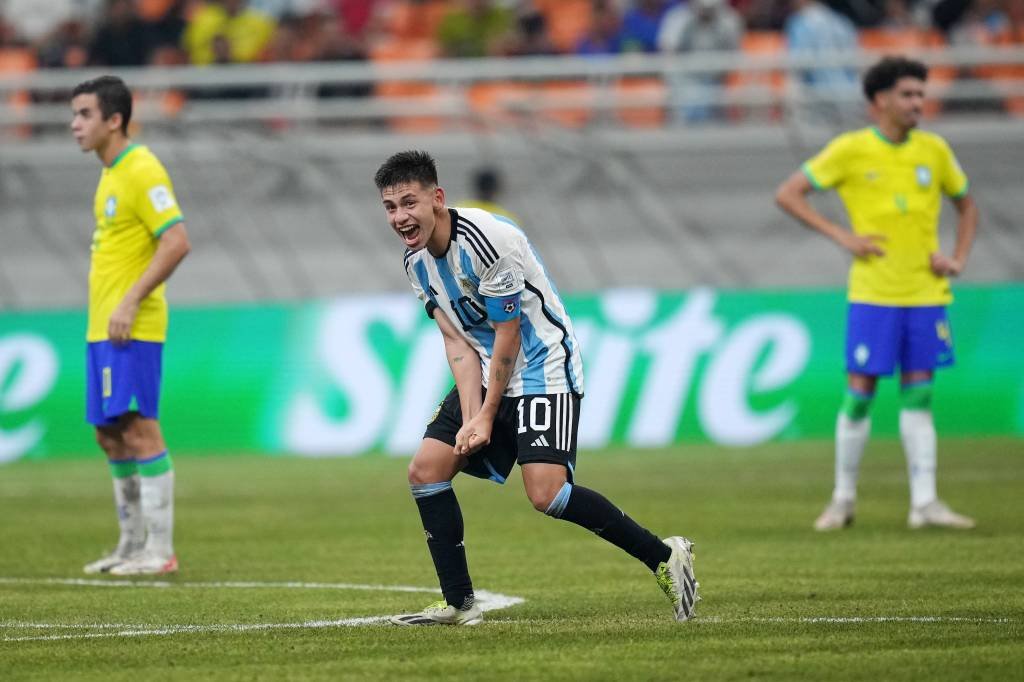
<box><xmin>398</xmin><ymin>225</ymin><xmax>420</xmax><ymax>245</ymax></box>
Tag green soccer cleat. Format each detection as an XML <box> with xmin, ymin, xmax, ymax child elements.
<box><xmin>656</xmin><ymin>536</ymin><xmax>699</xmax><ymax>622</ymax></box>
<box><xmin>389</xmin><ymin>598</ymin><xmax>484</xmax><ymax>626</ymax></box>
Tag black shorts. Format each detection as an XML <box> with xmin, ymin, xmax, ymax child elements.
<box><xmin>423</xmin><ymin>387</ymin><xmax>581</xmax><ymax>485</ymax></box>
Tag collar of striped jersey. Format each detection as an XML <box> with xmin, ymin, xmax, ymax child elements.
<box><xmin>435</xmin><ymin>207</ymin><xmax>458</xmax><ymax>258</ymax></box>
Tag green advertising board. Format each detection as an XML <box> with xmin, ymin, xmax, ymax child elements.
<box><xmin>1</xmin><ymin>285</ymin><xmax>1021</xmax><ymax>463</ymax></box>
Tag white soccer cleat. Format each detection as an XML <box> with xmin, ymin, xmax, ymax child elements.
<box><xmin>656</xmin><ymin>536</ymin><xmax>699</xmax><ymax>622</ymax></box>
<box><xmin>814</xmin><ymin>498</ymin><xmax>855</xmax><ymax>531</ymax></box>
<box><xmin>83</xmin><ymin>547</ymin><xmax>142</xmax><ymax>575</ymax></box>
<box><xmin>389</xmin><ymin>598</ymin><xmax>484</xmax><ymax>626</ymax></box>
<box><xmin>108</xmin><ymin>552</ymin><xmax>178</xmax><ymax>576</ymax></box>
<box><xmin>908</xmin><ymin>500</ymin><xmax>976</xmax><ymax>530</ymax></box>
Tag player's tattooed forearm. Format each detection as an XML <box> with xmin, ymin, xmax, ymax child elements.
<box><xmin>452</xmin><ymin>355</ymin><xmax>465</xmax><ymax>363</ymax></box>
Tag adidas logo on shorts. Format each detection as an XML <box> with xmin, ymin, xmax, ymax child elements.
<box><xmin>530</xmin><ymin>435</ymin><xmax>550</xmax><ymax>448</ymax></box>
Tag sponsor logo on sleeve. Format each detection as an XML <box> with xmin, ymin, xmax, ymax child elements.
<box><xmin>496</xmin><ymin>268</ymin><xmax>518</xmax><ymax>292</ymax></box>
<box><xmin>147</xmin><ymin>185</ymin><xmax>177</xmax><ymax>213</ymax></box>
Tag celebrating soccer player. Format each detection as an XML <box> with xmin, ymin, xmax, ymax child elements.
<box><xmin>71</xmin><ymin>76</ymin><xmax>191</xmax><ymax>574</ymax></box>
<box><xmin>775</xmin><ymin>57</ymin><xmax>979</xmax><ymax>531</ymax></box>
<box><xmin>375</xmin><ymin>151</ymin><xmax>698</xmax><ymax>625</ymax></box>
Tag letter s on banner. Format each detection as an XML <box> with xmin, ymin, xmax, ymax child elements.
<box><xmin>0</xmin><ymin>334</ymin><xmax>59</xmax><ymax>463</ymax></box>
<box><xmin>698</xmin><ymin>315</ymin><xmax>810</xmax><ymax>446</ymax></box>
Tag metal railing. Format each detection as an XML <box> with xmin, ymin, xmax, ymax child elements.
<box><xmin>3</xmin><ymin>45</ymin><xmax>1024</xmax><ymax>131</ymax></box>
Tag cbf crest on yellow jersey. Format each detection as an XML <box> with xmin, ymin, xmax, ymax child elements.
<box><xmin>802</xmin><ymin>127</ymin><xmax>968</xmax><ymax>306</ymax></box>
<box><xmin>88</xmin><ymin>144</ymin><xmax>183</xmax><ymax>342</ymax></box>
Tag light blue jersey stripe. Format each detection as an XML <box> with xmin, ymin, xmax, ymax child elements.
<box><xmin>413</xmin><ymin>261</ymin><xmax>436</xmax><ymax>310</ymax></box>
<box><xmin>435</xmin><ymin>254</ymin><xmax>494</xmax><ymax>353</ymax></box>
<box><xmin>519</xmin><ymin>310</ymin><xmax>549</xmax><ymax>393</ymax></box>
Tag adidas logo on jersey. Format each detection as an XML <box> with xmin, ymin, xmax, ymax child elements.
<box><xmin>530</xmin><ymin>435</ymin><xmax>550</xmax><ymax>448</ymax></box>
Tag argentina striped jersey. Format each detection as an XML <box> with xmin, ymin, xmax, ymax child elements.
<box><xmin>404</xmin><ymin>207</ymin><xmax>584</xmax><ymax>397</ymax></box>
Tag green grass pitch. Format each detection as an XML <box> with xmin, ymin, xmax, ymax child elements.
<box><xmin>1</xmin><ymin>438</ymin><xmax>1021</xmax><ymax>681</ymax></box>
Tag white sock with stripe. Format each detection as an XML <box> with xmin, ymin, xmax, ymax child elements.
<box><xmin>138</xmin><ymin>451</ymin><xmax>175</xmax><ymax>558</ymax></box>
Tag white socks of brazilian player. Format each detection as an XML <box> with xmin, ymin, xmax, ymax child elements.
<box><xmin>108</xmin><ymin>459</ymin><xmax>145</xmax><ymax>556</ymax></box>
<box><xmin>833</xmin><ymin>390</ymin><xmax>873</xmax><ymax>502</ymax></box>
<box><xmin>137</xmin><ymin>451</ymin><xmax>175</xmax><ymax>557</ymax></box>
<box><xmin>900</xmin><ymin>382</ymin><xmax>937</xmax><ymax>509</ymax></box>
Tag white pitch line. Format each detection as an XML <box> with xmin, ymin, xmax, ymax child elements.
<box><xmin>0</xmin><ymin>577</ymin><xmax>441</xmax><ymax>593</ymax></box>
<box><xmin>0</xmin><ymin>578</ymin><xmax>525</xmax><ymax>643</ymax></box>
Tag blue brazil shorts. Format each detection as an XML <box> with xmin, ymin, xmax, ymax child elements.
<box><xmin>85</xmin><ymin>340</ymin><xmax>163</xmax><ymax>426</ymax></box>
<box><xmin>845</xmin><ymin>303</ymin><xmax>954</xmax><ymax>376</ymax></box>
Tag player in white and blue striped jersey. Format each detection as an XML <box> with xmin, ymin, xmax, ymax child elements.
<box><xmin>375</xmin><ymin>151</ymin><xmax>699</xmax><ymax>627</ymax></box>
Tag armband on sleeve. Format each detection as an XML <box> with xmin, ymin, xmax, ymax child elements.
<box><xmin>484</xmin><ymin>293</ymin><xmax>521</xmax><ymax>322</ymax></box>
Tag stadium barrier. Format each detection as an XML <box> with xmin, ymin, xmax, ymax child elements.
<box><xmin>0</xmin><ymin>284</ymin><xmax>1020</xmax><ymax>463</ymax></box>
<box><xmin>3</xmin><ymin>45</ymin><xmax>1024</xmax><ymax>132</ymax></box>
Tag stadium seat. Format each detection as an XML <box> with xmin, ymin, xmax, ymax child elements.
<box><xmin>467</xmin><ymin>81</ymin><xmax>533</xmax><ymax>129</ymax></box>
<box><xmin>726</xmin><ymin>31</ymin><xmax>786</xmax><ymax>121</ymax></box>
<box><xmin>536</xmin><ymin>0</ymin><xmax>593</xmax><ymax>53</ymax></box>
<box><xmin>0</xmin><ymin>48</ymin><xmax>37</xmax><ymax>138</ymax></box>
<box><xmin>386</xmin><ymin>0</ymin><xmax>451</xmax><ymax>41</ymax></box>
<box><xmin>538</xmin><ymin>80</ymin><xmax>595</xmax><ymax>128</ymax></box>
<box><xmin>371</xmin><ymin>37</ymin><xmax>446</xmax><ymax>132</ymax></box>
<box><xmin>614</xmin><ymin>77</ymin><xmax>667</xmax><ymax>128</ymax></box>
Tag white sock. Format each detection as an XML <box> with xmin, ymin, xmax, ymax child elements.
<box><xmin>112</xmin><ymin>474</ymin><xmax>144</xmax><ymax>555</ymax></box>
<box><xmin>140</xmin><ymin>471</ymin><xmax>175</xmax><ymax>557</ymax></box>
<box><xmin>834</xmin><ymin>414</ymin><xmax>870</xmax><ymax>502</ymax></box>
<box><xmin>900</xmin><ymin>409</ymin><xmax>937</xmax><ymax>509</ymax></box>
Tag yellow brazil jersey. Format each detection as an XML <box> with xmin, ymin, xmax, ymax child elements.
<box><xmin>88</xmin><ymin>144</ymin><xmax>184</xmax><ymax>342</ymax></box>
<box><xmin>802</xmin><ymin>127</ymin><xmax>968</xmax><ymax>306</ymax></box>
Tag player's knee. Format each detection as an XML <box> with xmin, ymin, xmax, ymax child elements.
<box><xmin>408</xmin><ymin>459</ymin><xmax>444</xmax><ymax>486</ymax></box>
<box><xmin>526</xmin><ymin>482</ymin><xmax>564</xmax><ymax>513</ymax></box>
<box><xmin>94</xmin><ymin>430</ymin><xmax>121</xmax><ymax>457</ymax></box>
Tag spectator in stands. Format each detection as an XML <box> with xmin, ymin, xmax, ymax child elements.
<box><xmin>575</xmin><ymin>0</ymin><xmax>625</xmax><ymax>56</ymax></box>
<box><xmin>182</xmin><ymin>0</ymin><xmax>276</xmax><ymax>65</ymax></box>
<box><xmin>879</xmin><ymin>0</ymin><xmax>916</xmax><ymax>30</ymax></box>
<box><xmin>620</xmin><ymin>0</ymin><xmax>677</xmax><ymax>53</ymax></box>
<box><xmin>658</xmin><ymin>0</ymin><xmax>743</xmax><ymax>121</ymax></box>
<box><xmin>785</xmin><ymin>0</ymin><xmax>860</xmax><ymax>123</ymax></box>
<box><xmin>1</xmin><ymin>0</ymin><xmax>78</xmax><ymax>46</ymax></box>
<box><xmin>437</xmin><ymin>0</ymin><xmax>514</xmax><ymax>58</ymax></box>
<box><xmin>89</xmin><ymin>0</ymin><xmax>152</xmax><ymax>66</ymax></box>
<box><xmin>36</xmin><ymin>18</ymin><xmax>89</xmax><ymax>68</ymax></box>
<box><xmin>500</xmin><ymin>2</ymin><xmax>558</xmax><ymax>56</ymax></box>
<box><xmin>1005</xmin><ymin>0</ymin><xmax>1024</xmax><ymax>42</ymax></box>
<box><xmin>144</xmin><ymin>0</ymin><xmax>189</xmax><ymax>55</ymax></box>
<box><xmin>949</xmin><ymin>0</ymin><xmax>1007</xmax><ymax>45</ymax></box>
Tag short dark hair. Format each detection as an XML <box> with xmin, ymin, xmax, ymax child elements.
<box><xmin>862</xmin><ymin>56</ymin><xmax>928</xmax><ymax>102</ymax></box>
<box><xmin>374</xmin><ymin>150</ymin><xmax>439</xmax><ymax>192</ymax></box>
<box><xmin>72</xmin><ymin>75</ymin><xmax>132</xmax><ymax>134</ymax></box>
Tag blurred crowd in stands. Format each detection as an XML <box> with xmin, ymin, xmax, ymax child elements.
<box><xmin>0</xmin><ymin>0</ymin><xmax>1021</xmax><ymax>71</ymax></box>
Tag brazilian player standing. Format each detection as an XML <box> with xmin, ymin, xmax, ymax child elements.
<box><xmin>71</xmin><ymin>76</ymin><xmax>191</xmax><ymax>574</ymax></box>
<box><xmin>776</xmin><ymin>57</ymin><xmax>979</xmax><ymax>531</ymax></box>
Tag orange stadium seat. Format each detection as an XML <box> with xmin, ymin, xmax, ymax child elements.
<box><xmin>467</xmin><ymin>81</ymin><xmax>532</xmax><ymax>128</ymax></box>
<box><xmin>0</xmin><ymin>48</ymin><xmax>37</xmax><ymax>138</ymax></box>
<box><xmin>386</xmin><ymin>0</ymin><xmax>451</xmax><ymax>41</ymax></box>
<box><xmin>726</xmin><ymin>31</ymin><xmax>786</xmax><ymax>121</ymax></box>
<box><xmin>538</xmin><ymin>80</ymin><xmax>594</xmax><ymax>128</ymax></box>
<box><xmin>968</xmin><ymin>32</ymin><xmax>1024</xmax><ymax>116</ymax></box>
<box><xmin>371</xmin><ymin>37</ymin><xmax>445</xmax><ymax>133</ymax></box>
<box><xmin>614</xmin><ymin>77</ymin><xmax>666</xmax><ymax>128</ymax></box>
<box><xmin>537</xmin><ymin>0</ymin><xmax>593</xmax><ymax>53</ymax></box>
